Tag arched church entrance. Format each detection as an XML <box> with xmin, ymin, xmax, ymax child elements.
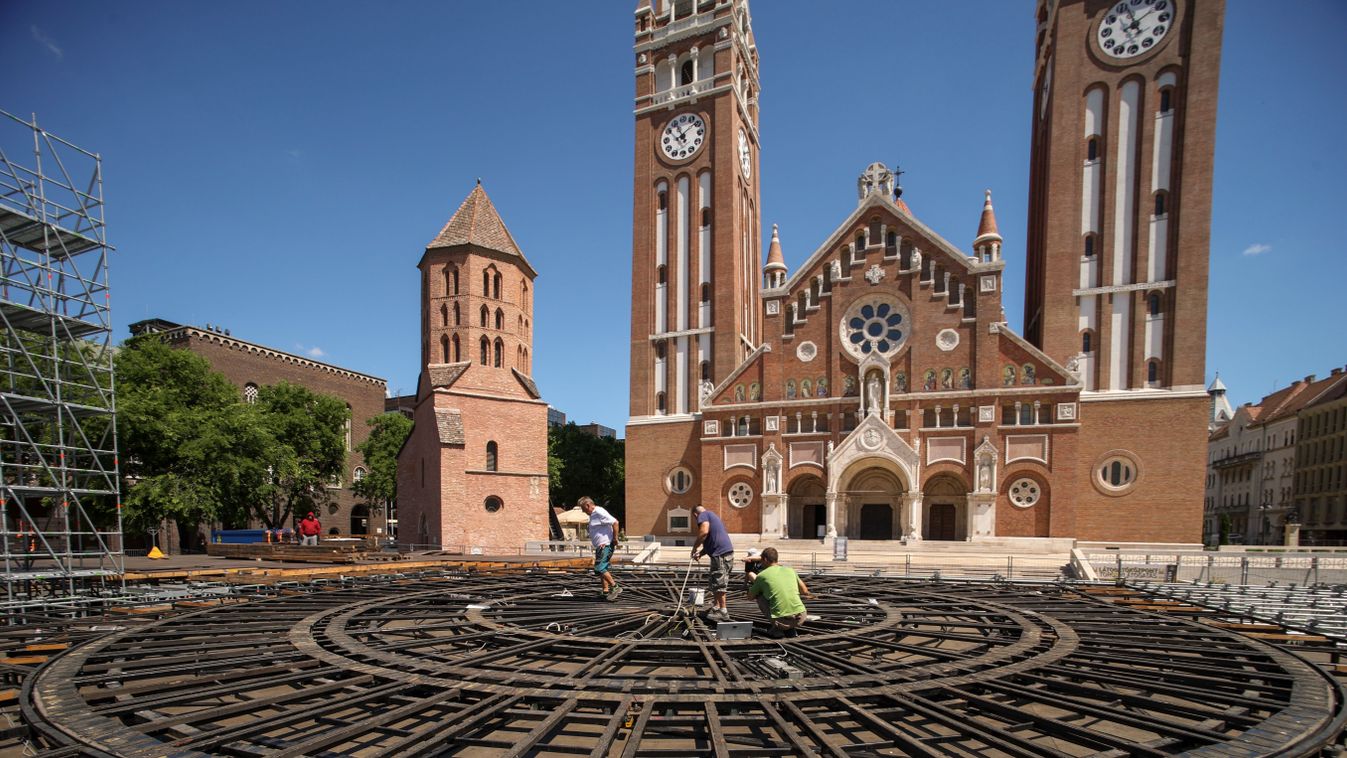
<box><xmin>923</xmin><ymin>475</ymin><xmax>967</xmax><ymax>541</ymax></box>
<box><xmin>350</xmin><ymin>504</ymin><xmax>370</xmax><ymax>536</ymax></box>
<box><xmin>787</xmin><ymin>475</ymin><xmax>826</xmax><ymax>540</ymax></box>
<box><xmin>836</xmin><ymin>460</ymin><xmax>907</xmax><ymax>541</ymax></box>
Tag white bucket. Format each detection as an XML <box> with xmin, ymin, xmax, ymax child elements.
<box><xmin>684</xmin><ymin>588</ymin><xmax>705</xmax><ymax>606</ymax></box>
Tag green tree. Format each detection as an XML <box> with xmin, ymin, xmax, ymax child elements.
<box><xmin>353</xmin><ymin>412</ymin><xmax>413</xmax><ymax>519</ymax></box>
<box><xmin>253</xmin><ymin>382</ymin><xmax>349</xmax><ymax>528</ymax></box>
<box><xmin>115</xmin><ymin>335</ymin><xmax>264</xmax><ymax>536</ymax></box>
<box><xmin>548</xmin><ymin>423</ymin><xmax>625</xmax><ymax>523</ymax></box>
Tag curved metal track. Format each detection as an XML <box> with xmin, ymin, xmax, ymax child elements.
<box><xmin>22</xmin><ymin>570</ymin><xmax>1347</xmax><ymax>756</ymax></box>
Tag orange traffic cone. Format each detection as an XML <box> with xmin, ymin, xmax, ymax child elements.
<box><xmin>147</xmin><ymin>546</ymin><xmax>167</xmax><ymax>559</ymax></box>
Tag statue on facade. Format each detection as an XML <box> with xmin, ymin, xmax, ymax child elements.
<box><xmin>866</xmin><ymin>372</ymin><xmax>882</xmax><ymax>415</ymax></box>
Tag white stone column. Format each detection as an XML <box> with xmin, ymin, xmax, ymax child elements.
<box><xmin>905</xmin><ymin>494</ymin><xmax>923</xmax><ymax>541</ymax></box>
<box><xmin>825</xmin><ymin>493</ymin><xmax>839</xmax><ymax>538</ymax></box>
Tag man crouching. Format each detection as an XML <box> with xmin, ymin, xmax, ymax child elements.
<box><xmin>746</xmin><ymin>547</ymin><xmax>812</xmax><ymax>637</ymax></box>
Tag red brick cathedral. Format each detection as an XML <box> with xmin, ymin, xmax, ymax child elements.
<box><xmin>626</xmin><ymin>0</ymin><xmax>1223</xmax><ymax>545</ymax></box>
<box><xmin>398</xmin><ymin>184</ymin><xmax>550</xmax><ymax>550</ymax></box>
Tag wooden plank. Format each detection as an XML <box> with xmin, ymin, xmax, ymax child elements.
<box><xmin>24</xmin><ymin>643</ymin><xmax>68</xmax><ymax>652</ymax></box>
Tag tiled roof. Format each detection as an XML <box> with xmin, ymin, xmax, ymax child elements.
<box><xmin>1263</xmin><ymin>371</ymin><xmax>1347</xmax><ymax>422</ymax></box>
<box><xmin>434</xmin><ymin>409</ymin><xmax>464</xmax><ymax>445</ymax></box>
<box><xmin>427</xmin><ymin>183</ymin><xmax>533</xmax><ymax>272</ymax></box>
<box><xmin>427</xmin><ymin>362</ymin><xmax>471</xmax><ymax>389</ymax></box>
<box><xmin>512</xmin><ymin>368</ymin><xmax>540</xmax><ymax>399</ymax></box>
<box><xmin>974</xmin><ymin>189</ymin><xmax>1001</xmax><ymax>244</ymax></box>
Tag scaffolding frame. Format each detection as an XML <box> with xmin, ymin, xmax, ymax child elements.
<box><xmin>0</xmin><ymin>109</ymin><xmax>123</xmax><ymax>605</ymax></box>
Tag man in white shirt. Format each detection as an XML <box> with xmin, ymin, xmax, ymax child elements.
<box><xmin>579</xmin><ymin>496</ymin><xmax>622</xmax><ymax>601</ymax></box>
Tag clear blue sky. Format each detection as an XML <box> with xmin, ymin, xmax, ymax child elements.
<box><xmin>3</xmin><ymin>1</ymin><xmax>1344</xmax><ymax>431</ymax></box>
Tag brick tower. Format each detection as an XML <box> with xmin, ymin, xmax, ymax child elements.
<box><xmin>626</xmin><ymin>1</ymin><xmax>763</xmax><ymax>515</ymax></box>
<box><xmin>1023</xmin><ymin>0</ymin><xmax>1225</xmax><ymax>541</ymax></box>
<box><xmin>397</xmin><ymin>183</ymin><xmax>549</xmax><ymax>550</ymax></box>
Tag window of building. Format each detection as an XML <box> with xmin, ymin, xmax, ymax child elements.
<box><xmin>480</xmin><ymin>305</ymin><xmax>488</xmax><ymax>327</ymax></box>
<box><xmin>1159</xmin><ymin>88</ymin><xmax>1172</xmax><ymax>113</ymax></box>
<box><xmin>680</xmin><ymin>60</ymin><xmax>694</xmax><ymax>86</ymax></box>
<box><xmin>480</xmin><ymin>337</ymin><xmax>489</xmax><ymax>366</ymax></box>
<box><xmin>453</xmin><ymin>302</ymin><xmax>461</xmax><ymax>325</ymax></box>
<box><xmin>655</xmin><ymin>341</ymin><xmax>666</xmax><ymax>360</ymax></box>
<box><xmin>701</xmin><ymin>207</ymin><xmax>712</xmax><ymax>227</ymax></box>
<box><xmin>1082</xmin><ymin>331</ymin><xmax>1092</xmax><ymax>353</ymax></box>
<box><xmin>345</xmin><ymin>410</ymin><xmax>352</xmax><ymax>452</ymax></box>
<box><xmin>353</xmin><ymin>466</ymin><xmax>366</xmax><ymax>483</ymax></box>
<box><xmin>494</xmin><ymin>338</ymin><xmax>503</xmax><ymax>368</ymax></box>
<box><xmin>451</xmin><ymin>334</ymin><xmax>461</xmax><ymax>362</ymax></box>
<box><xmin>658</xmin><ymin>191</ymin><xmax>667</xmax><ymax>211</ymax></box>
<box><xmin>667</xmin><ymin>466</ymin><xmax>693</xmax><ymax>494</ymax></box>
<box><xmin>1147</xmin><ymin>360</ymin><xmax>1159</xmax><ymax>384</ymax></box>
<box><xmin>1087</xmin><ymin>137</ymin><xmax>1099</xmax><ymax>161</ymax></box>
<box><xmin>1009</xmin><ymin>478</ymin><xmax>1042</xmax><ymax>508</ymax></box>
<box><xmin>440</xmin><ymin>305</ymin><xmax>448</xmax><ymax>327</ymax></box>
<box><xmin>727</xmin><ymin>481</ymin><xmax>753</xmax><ymax>509</ymax></box>
<box><xmin>484</xmin><ymin>496</ymin><xmax>502</xmax><ymax>513</ymax></box>
<box><xmin>656</xmin><ymin>391</ymin><xmax>667</xmax><ymax>414</ymax></box>
<box><xmin>495</xmin><ymin>308</ymin><xmax>504</xmax><ymax>330</ymax></box>
<box><xmin>1148</xmin><ymin>292</ymin><xmax>1161</xmax><ymax>316</ymax></box>
<box><xmin>657</xmin><ymin>264</ymin><xmax>667</xmax><ymax>285</ymax></box>
<box><xmin>1154</xmin><ymin>191</ymin><xmax>1167</xmax><ymax>217</ymax></box>
<box><xmin>448</xmin><ymin>267</ymin><xmax>459</xmax><ymax>295</ymax></box>
<box><xmin>701</xmin><ymin>283</ymin><xmax>711</xmax><ymax>303</ymax></box>
<box><xmin>667</xmin><ymin>506</ymin><xmax>692</xmax><ymax>533</ymax></box>
<box><xmin>1098</xmin><ymin>455</ymin><xmax>1138</xmax><ymax>490</ymax></box>
<box><xmin>486</xmin><ymin>441</ymin><xmax>498</xmax><ymax>471</ymax></box>
<box><xmin>243</xmin><ymin>383</ymin><xmax>258</xmax><ymax>404</ymax></box>
<box><xmin>441</xmin><ymin>335</ymin><xmax>450</xmax><ymax>362</ymax></box>
<box><xmin>1084</xmin><ymin>234</ymin><xmax>1096</xmax><ymax>258</ymax></box>
<box><xmin>700</xmin><ymin>361</ymin><xmax>710</xmax><ymax>382</ymax></box>
<box><xmin>483</xmin><ymin>271</ymin><xmax>490</xmax><ymax>296</ymax></box>
<box><xmin>493</xmin><ymin>272</ymin><xmax>502</xmax><ymax>299</ymax></box>
<box><xmin>856</xmin><ymin>232</ymin><xmax>866</xmax><ymax>250</ymax></box>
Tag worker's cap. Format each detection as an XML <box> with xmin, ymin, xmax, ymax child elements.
<box><xmin>745</xmin><ymin>548</ymin><xmax>761</xmax><ymax>558</ymax></box>
<box><xmin>307</xmin><ymin>512</ymin><xmax>314</xmax><ymax>517</ymax></box>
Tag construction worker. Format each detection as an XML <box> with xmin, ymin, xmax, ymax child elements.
<box><xmin>298</xmin><ymin>512</ymin><xmax>321</xmax><ymax>546</ymax></box>
<box><xmin>747</xmin><ymin>547</ymin><xmax>813</xmax><ymax>638</ymax></box>
<box><xmin>579</xmin><ymin>496</ymin><xmax>622</xmax><ymax>601</ymax></box>
<box><xmin>691</xmin><ymin>505</ymin><xmax>735</xmax><ymax>621</ymax></box>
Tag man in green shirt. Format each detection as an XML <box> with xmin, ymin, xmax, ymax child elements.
<box><xmin>746</xmin><ymin>547</ymin><xmax>812</xmax><ymax>637</ymax></box>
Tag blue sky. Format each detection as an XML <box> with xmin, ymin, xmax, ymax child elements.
<box><xmin>3</xmin><ymin>1</ymin><xmax>1344</xmax><ymax>431</ymax></box>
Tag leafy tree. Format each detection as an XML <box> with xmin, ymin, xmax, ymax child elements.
<box><xmin>253</xmin><ymin>382</ymin><xmax>349</xmax><ymax>528</ymax></box>
<box><xmin>353</xmin><ymin>412</ymin><xmax>413</xmax><ymax>518</ymax></box>
<box><xmin>548</xmin><ymin>423</ymin><xmax>625</xmax><ymax>522</ymax></box>
<box><xmin>115</xmin><ymin>336</ymin><xmax>260</xmax><ymax>536</ymax></box>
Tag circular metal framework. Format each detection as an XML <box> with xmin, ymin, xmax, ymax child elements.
<box><xmin>23</xmin><ymin>570</ymin><xmax>1347</xmax><ymax>756</ymax></box>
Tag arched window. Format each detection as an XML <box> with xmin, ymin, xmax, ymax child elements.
<box><xmin>1148</xmin><ymin>360</ymin><xmax>1159</xmax><ymax>384</ymax></box>
<box><xmin>856</xmin><ymin>231</ymin><xmax>866</xmax><ymax>250</ymax></box>
<box><xmin>440</xmin><ymin>335</ymin><xmax>449</xmax><ymax>362</ymax></box>
<box><xmin>1159</xmin><ymin>87</ymin><xmax>1173</xmax><ymax>113</ymax></box>
<box><xmin>657</xmin><ymin>264</ymin><xmax>667</xmax><ymax>285</ymax></box>
<box><xmin>656</xmin><ymin>391</ymin><xmax>667</xmax><ymax>414</ymax></box>
<box><xmin>521</xmin><ymin>281</ymin><xmax>529</xmax><ymax>310</ymax></box>
<box><xmin>453</xmin><ymin>302</ymin><xmax>461</xmax><ymax>325</ymax></box>
<box><xmin>701</xmin><ymin>283</ymin><xmax>711</xmax><ymax>303</ymax></box>
<box><xmin>1082</xmin><ymin>331</ymin><xmax>1092</xmax><ymax>353</ymax></box>
<box><xmin>480</xmin><ymin>337</ymin><xmax>489</xmax><ymax>366</ymax></box>
<box><xmin>494</xmin><ymin>338</ymin><xmax>503</xmax><ymax>368</ymax></box>
<box><xmin>1084</xmin><ymin>234</ymin><xmax>1096</xmax><ymax>258</ymax></box>
<box><xmin>701</xmin><ymin>207</ymin><xmax>712</xmax><ymax>227</ymax></box>
<box><xmin>440</xmin><ymin>305</ymin><xmax>448</xmax><ymax>327</ymax></box>
<box><xmin>447</xmin><ymin>267</ymin><xmax>459</xmax><ymax>295</ymax></box>
<box><xmin>1154</xmin><ymin>191</ymin><xmax>1167</xmax><ymax>216</ymax></box>
<box><xmin>451</xmin><ymin>334</ymin><xmax>461</xmax><ymax>362</ymax></box>
<box><xmin>700</xmin><ymin>361</ymin><xmax>710</xmax><ymax>382</ymax></box>
<box><xmin>1087</xmin><ymin>137</ymin><xmax>1099</xmax><ymax>161</ymax></box>
<box><xmin>679</xmin><ymin>59</ymin><xmax>694</xmax><ymax>86</ymax></box>
<box><xmin>243</xmin><ymin>383</ymin><xmax>259</xmax><ymax>404</ymax></box>
<box><xmin>1148</xmin><ymin>292</ymin><xmax>1161</xmax><ymax>316</ymax></box>
<box><xmin>523</xmin><ymin>347</ymin><xmax>529</xmax><ymax>372</ymax></box>
<box><xmin>886</xmin><ymin>231</ymin><xmax>897</xmax><ymax>251</ymax></box>
<box><xmin>353</xmin><ymin>466</ymin><xmax>366</xmax><ymax>483</ymax></box>
<box><xmin>485</xmin><ymin>441</ymin><xmax>498</xmax><ymax>471</ymax></box>
<box><xmin>657</xmin><ymin>191</ymin><xmax>667</xmax><ymax>211</ymax></box>
<box><xmin>483</xmin><ymin>270</ymin><xmax>490</xmax><ymax>296</ymax></box>
<box><xmin>480</xmin><ymin>305</ymin><xmax>488</xmax><ymax>327</ymax></box>
<box><xmin>495</xmin><ymin>308</ymin><xmax>504</xmax><ymax>330</ymax></box>
<box><xmin>493</xmin><ymin>272</ymin><xmax>501</xmax><ymax>299</ymax></box>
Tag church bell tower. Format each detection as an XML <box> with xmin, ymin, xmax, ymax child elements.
<box><xmin>629</xmin><ymin>0</ymin><xmax>762</xmax><ymax>421</ymax></box>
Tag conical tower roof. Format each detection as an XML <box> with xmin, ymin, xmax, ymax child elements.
<box><xmin>973</xmin><ymin>189</ymin><xmax>1001</xmax><ymax>247</ymax></box>
<box><xmin>1207</xmin><ymin>373</ymin><xmax>1227</xmax><ymax>393</ymax></box>
<box><xmin>427</xmin><ymin>182</ymin><xmax>535</xmax><ymax>273</ymax></box>
<box><xmin>764</xmin><ymin>224</ymin><xmax>786</xmax><ymax>271</ymax></box>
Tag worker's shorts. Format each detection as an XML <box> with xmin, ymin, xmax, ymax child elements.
<box><xmin>593</xmin><ymin>544</ymin><xmax>615</xmax><ymax>575</ymax></box>
<box><xmin>707</xmin><ymin>553</ymin><xmax>733</xmax><ymax>592</ymax></box>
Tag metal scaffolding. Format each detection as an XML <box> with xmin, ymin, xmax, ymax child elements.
<box><xmin>0</xmin><ymin>109</ymin><xmax>123</xmax><ymax>604</ymax></box>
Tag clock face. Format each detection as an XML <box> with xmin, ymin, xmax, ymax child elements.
<box><xmin>1097</xmin><ymin>0</ymin><xmax>1176</xmax><ymax>59</ymax></box>
<box><xmin>738</xmin><ymin>129</ymin><xmax>752</xmax><ymax>179</ymax></box>
<box><xmin>661</xmin><ymin>113</ymin><xmax>706</xmax><ymax>161</ymax></box>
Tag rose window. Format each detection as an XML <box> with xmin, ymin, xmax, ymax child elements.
<box><xmin>840</xmin><ymin>298</ymin><xmax>910</xmax><ymax>360</ymax></box>
<box><xmin>728</xmin><ymin>482</ymin><xmax>753</xmax><ymax>509</ymax></box>
<box><xmin>1008</xmin><ymin>478</ymin><xmax>1041</xmax><ymax>508</ymax></box>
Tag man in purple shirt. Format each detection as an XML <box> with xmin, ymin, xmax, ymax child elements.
<box><xmin>691</xmin><ymin>505</ymin><xmax>735</xmax><ymax>621</ymax></box>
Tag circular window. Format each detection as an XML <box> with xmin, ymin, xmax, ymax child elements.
<box><xmin>838</xmin><ymin>297</ymin><xmax>910</xmax><ymax>360</ymax></box>
<box><xmin>1008</xmin><ymin>478</ymin><xmax>1042</xmax><ymax>508</ymax></box>
<box><xmin>667</xmin><ymin>467</ymin><xmax>693</xmax><ymax>495</ymax></box>
<box><xmin>484</xmin><ymin>496</ymin><xmax>503</xmax><ymax>513</ymax></box>
<box><xmin>1093</xmin><ymin>457</ymin><xmax>1136</xmax><ymax>492</ymax></box>
<box><xmin>728</xmin><ymin>482</ymin><xmax>753</xmax><ymax>509</ymax></box>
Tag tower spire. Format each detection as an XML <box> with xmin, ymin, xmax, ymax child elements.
<box><xmin>764</xmin><ymin>224</ymin><xmax>786</xmax><ymax>288</ymax></box>
<box><xmin>973</xmin><ymin>189</ymin><xmax>1002</xmax><ymax>262</ymax></box>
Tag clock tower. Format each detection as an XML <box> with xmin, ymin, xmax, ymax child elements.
<box><xmin>1024</xmin><ymin>0</ymin><xmax>1224</xmax><ymax>540</ymax></box>
<box><xmin>626</xmin><ymin>0</ymin><xmax>763</xmax><ymax>521</ymax></box>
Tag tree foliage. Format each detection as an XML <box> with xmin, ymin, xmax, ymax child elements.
<box><xmin>353</xmin><ymin>412</ymin><xmax>413</xmax><ymax>514</ymax></box>
<box><xmin>547</xmin><ymin>423</ymin><xmax>624</xmax><ymax>522</ymax></box>
<box><xmin>115</xmin><ymin>336</ymin><xmax>350</xmax><ymax>532</ymax></box>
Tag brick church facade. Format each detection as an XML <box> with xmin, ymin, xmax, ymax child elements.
<box><xmin>396</xmin><ymin>183</ymin><xmax>550</xmax><ymax>551</ymax></box>
<box><xmin>626</xmin><ymin>0</ymin><xmax>1222</xmax><ymax>545</ymax></box>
